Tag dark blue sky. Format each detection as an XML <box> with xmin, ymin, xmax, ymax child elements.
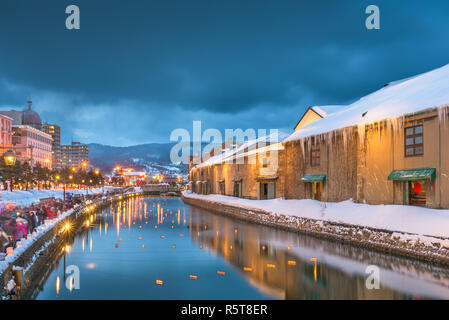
<box><xmin>1</xmin><ymin>0</ymin><xmax>449</xmax><ymax>146</ymax></box>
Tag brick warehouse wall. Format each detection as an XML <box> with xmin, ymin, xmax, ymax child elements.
<box><xmin>193</xmin><ymin>149</ymin><xmax>286</xmax><ymax>199</ymax></box>
<box><xmin>284</xmin><ymin>132</ymin><xmax>358</xmax><ymax>202</ymax></box>
<box><xmin>190</xmin><ymin>108</ymin><xmax>449</xmax><ymax>208</ymax></box>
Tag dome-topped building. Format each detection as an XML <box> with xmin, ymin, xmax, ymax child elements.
<box><xmin>0</xmin><ymin>101</ymin><xmax>43</xmax><ymax>130</ymax></box>
<box><xmin>22</xmin><ymin>102</ymin><xmax>42</xmax><ymax>130</ymax></box>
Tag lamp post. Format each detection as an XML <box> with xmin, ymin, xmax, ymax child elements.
<box><xmin>2</xmin><ymin>150</ymin><xmax>16</xmax><ymax>192</ymax></box>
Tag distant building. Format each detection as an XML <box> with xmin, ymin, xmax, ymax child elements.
<box><xmin>0</xmin><ymin>101</ymin><xmax>43</xmax><ymax>131</ymax></box>
<box><xmin>42</xmin><ymin>123</ymin><xmax>61</xmax><ymax>169</ymax></box>
<box><xmin>122</xmin><ymin>171</ymin><xmax>149</xmax><ymax>186</ymax></box>
<box><xmin>60</xmin><ymin>142</ymin><xmax>89</xmax><ymax>169</ymax></box>
<box><xmin>12</xmin><ymin>125</ymin><xmax>52</xmax><ymax>169</ymax></box>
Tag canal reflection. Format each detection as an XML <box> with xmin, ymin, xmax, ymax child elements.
<box><xmin>28</xmin><ymin>197</ymin><xmax>449</xmax><ymax>300</ymax></box>
<box><xmin>188</xmin><ymin>206</ymin><xmax>449</xmax><ymax>300</ymax></box>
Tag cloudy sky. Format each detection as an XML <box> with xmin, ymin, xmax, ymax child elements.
<box><xmin>1</xmin><ymin>0</ymin><xmax>448</xmax><ymax>146</ymax></box>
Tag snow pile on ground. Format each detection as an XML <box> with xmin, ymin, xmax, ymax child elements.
<box><xmin>0</xmin><ymin>187</ymin><xmax>119</xmax><ymax>207</ymax></box>
<box><xmin>286</xmin><ymin>63</ymin><xmax>449</xmax><ymax>142</ymax></box>
<box><xmin>182</xmin><ymin>191</ymin><xmax>449</xmax><ymax>238</ymax></box>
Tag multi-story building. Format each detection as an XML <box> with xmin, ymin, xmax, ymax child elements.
<box><xmin>12</xmin><ymin>125</ymin><xmax>52</xmax><ymax>169</ymax></box>
<box><xmin>0</xmin><ymin>114</ymin><xmax>13</xmax><ymax>147</ymax></box>
<box><xmin>60</xmin><ymin>142</ymin><xmax>89</xmax><ymax>169</ymax></box>
<box><xmin>42</xmin><ymin>123</ymin><xmax>61</xmax><ymax>169</ymax></box>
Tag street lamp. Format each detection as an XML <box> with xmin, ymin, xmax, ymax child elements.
<box><xmin>3</xmin><ymin>150</ymin><xmax>16</xmax><ymax>166</ymax></box>
<box><xmin>2</xmin><ymin>150</ymin><xmax>16</xmax><ymax>191</ymax></box>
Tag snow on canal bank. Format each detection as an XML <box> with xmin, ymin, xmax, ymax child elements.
<box><xmin>182</xmin><ymin>191</ymin><xmax>449</xmax><ymax>239</ymax></box>
<box><xmin>0</xmin><ymin>187</ymin><xmax>118</xmax><ymax>207</ymax></box>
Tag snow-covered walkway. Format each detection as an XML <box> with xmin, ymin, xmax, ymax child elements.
<box><xmin>182</xmin><ymin>191</ymin><xmax>449</xmax><ymax>239</ymax></box>
<box><xmin>0</xmin><ymin>187</ymin><xmax>118</xmax><ymax>207</ymax></box>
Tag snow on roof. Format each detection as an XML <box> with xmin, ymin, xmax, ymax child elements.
<box><xmin>311</xmin><ymin>105</ymin><xmax>347</xmax><ymax>118</ymax></box>
<box><xmin>285</xmin><ymin>63</ymin><xmax>449</xmax><ymax>142</ymax></box>
<box><xmin>197</xmin><ymin>130</ymin><xmax>290</xmax><ymax>168</ymax></box>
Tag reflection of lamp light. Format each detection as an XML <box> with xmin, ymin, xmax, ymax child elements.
<box><xmin>3</xmin><ymin>150</ymin><xmax>16</xmax><ymax>166</ymax></box>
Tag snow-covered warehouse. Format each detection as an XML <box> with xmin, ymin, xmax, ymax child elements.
<box><xmin>284</xmin><ymin>63</ymin><xmax>449</xmax><ymax>209</ymax></box>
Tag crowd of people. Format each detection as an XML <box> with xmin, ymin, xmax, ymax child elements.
<box><xmin>0</xmin><ymin>193</ymin><xmax>104</xmax><ymax>252</ymax></box>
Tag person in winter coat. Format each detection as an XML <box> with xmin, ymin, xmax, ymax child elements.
<box><xmin>26</xmin><ymin>211</ymin><xmax>37</xmax><ymax>234</ymax></box>
<box><xmin>6</xmin><ymin>218</ymin><xmax>17</xmax><ymax>246</ymax></box>
<box><xmin>36</xmin><ymin>207</ymin><xmax>46</xmax><ymax>226</ymax></box>
<box><xmin>0</xmin><ymin>227</ymin><xmax>10</xmax><ymax>251</ymax></box>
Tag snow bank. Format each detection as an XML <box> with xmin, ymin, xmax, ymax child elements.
<box><xmin>286</xmin><ymin>63</ymin><xmax>449</xmax><ymax>142</ymax></box>
<box><xmin>182</xmin><ymin>191</ymin><xmax>449</xmax><ymax>238</ymax></box>
<box><xmin>0</xmin><ymin>187</ymin><xmax>119</xmax><ymax>207</ymax></box>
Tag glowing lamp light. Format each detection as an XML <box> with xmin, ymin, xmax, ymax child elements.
<box><xmin>267</xmin><ymin>264</ymin><xmax>276</xmax><ymax>269</ymax></box>
<box><xmin>189</xmin><ymin>275</ymin><xmax>198</xmax><ymax>280</ymax></box>
<box><xmin>6</xmin><ymin>247</ymin><xmax>14</xmax><ymax>256</ymax></box>
<box><xmin>217</xmin><ymin>271</ymin><xmax>226</xmax><ymax>276</ymax></box>
<box><xmin>243</xmin><ymin>267</ymin><xmax>253</xmax><ymax>272</ymax></box>
<box><xmin>3</xmin><ymin>150</ymin><xmax>16</xmax><ymax>166</ymax></box>
<box><xmin>155</xmin><ymin>280</ymin><xmax>163</xmax><ymax>285</ymax></box>
<box><xmin>287</xmin><ymin>260</ymin><xmax>297</xmax><ymax>266</ymax></box>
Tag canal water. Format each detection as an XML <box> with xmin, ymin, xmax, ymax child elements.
<box><xmin>31</xmin><ymin>196</ymin><xmax>449</xmax><ymax>300</ymax></box>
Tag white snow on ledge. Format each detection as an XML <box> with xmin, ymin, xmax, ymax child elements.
<box><xmin>182</xmin><ymin>191</ymin><xmax>449</xmax><ymax>239</ymax></box>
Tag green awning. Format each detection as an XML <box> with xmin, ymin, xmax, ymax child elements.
<box><xmin>388</xmin><ymin>168</ymin><xmax>436</xmax><ymax>181</ymax></box>
<box><xmin>301</xmin><ymin>174</ymin><xmax>326</xmax><ymax>182</ymax></box>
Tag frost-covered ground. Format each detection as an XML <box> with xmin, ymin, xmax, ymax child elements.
<box><xmin>182</xmin><ymin>191</ymin><xmax>449</xmax><ymax>239</ymax></box>
<box><xmin>0</xmin><ymin>187</ymin><xmax>118</xmax><ymax>207</ymax></box>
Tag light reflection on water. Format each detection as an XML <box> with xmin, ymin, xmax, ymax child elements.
<box><xmin>31</xmin><ymin>197</ymin><xmax>449</xmax><ymax>300</ymax></box>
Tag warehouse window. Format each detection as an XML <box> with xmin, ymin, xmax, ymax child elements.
<box><xmin>311</xmin><ymin>142</ymin><xmax>320</xmax><ymax>166</ymax></box>
<box><xmin>405</xmin><ymin>125</ymin><xmax>423</xmax><ymax>157</ymax></box>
